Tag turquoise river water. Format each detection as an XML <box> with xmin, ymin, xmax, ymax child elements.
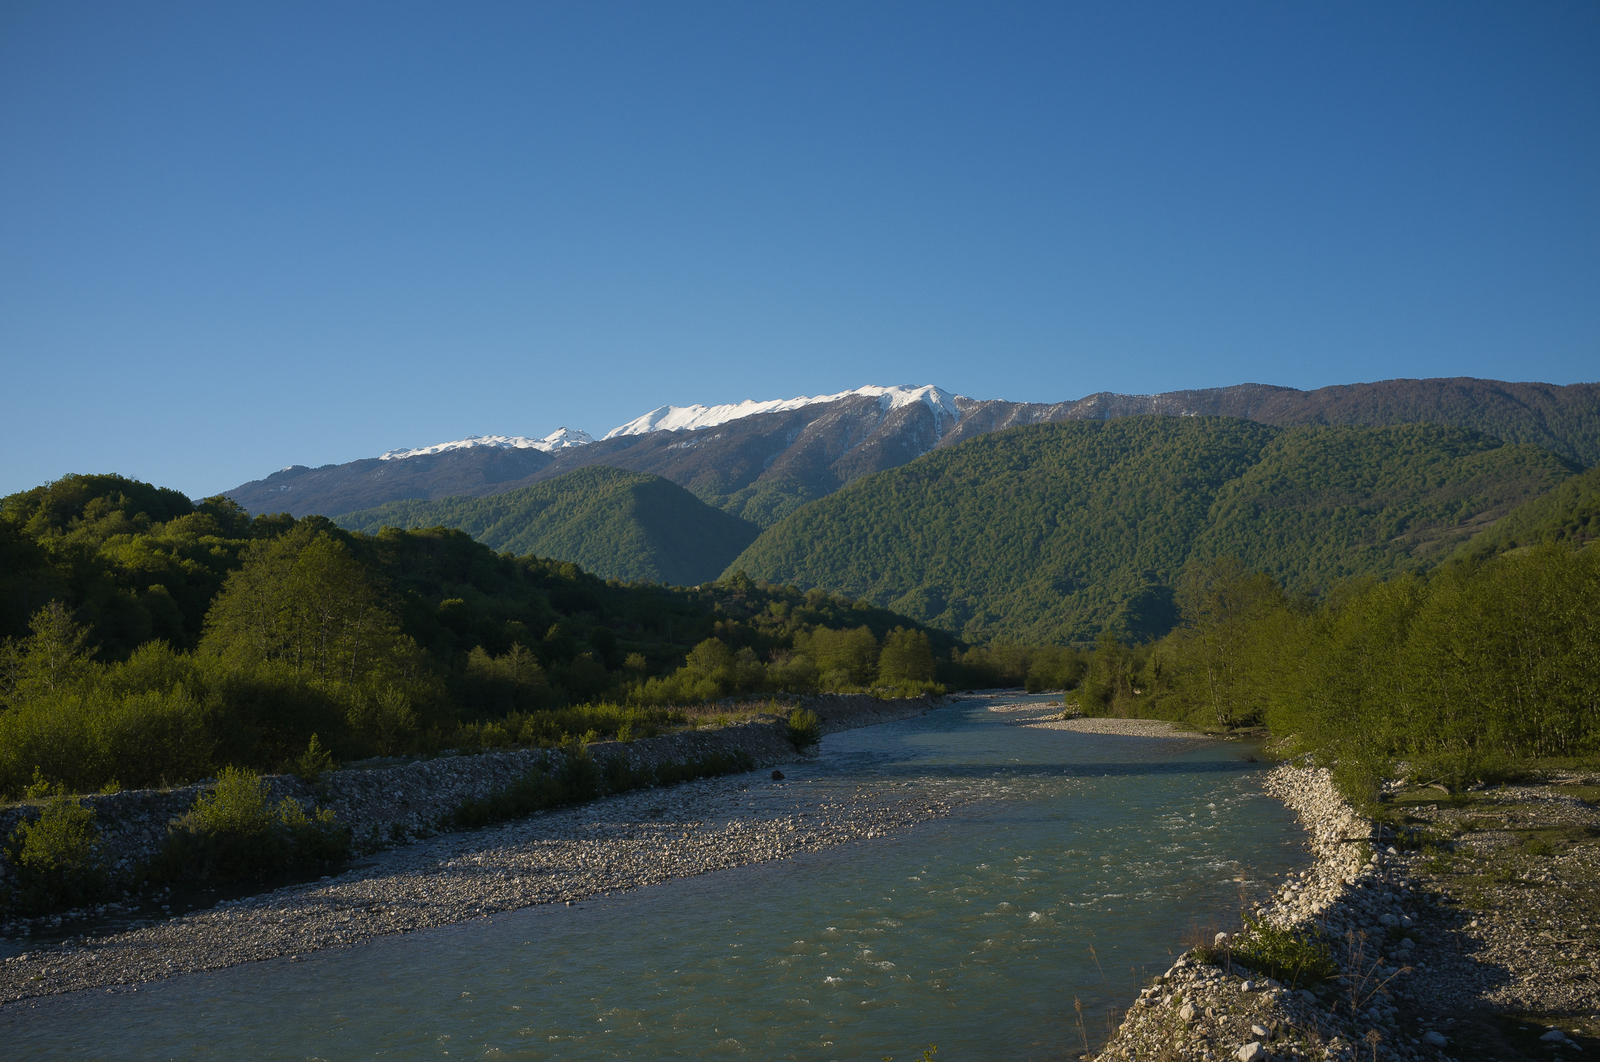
<box><xmin>2</xmin><ymin>696</ymin><xmax>1309</xmax><ymax>1060</ymax></box>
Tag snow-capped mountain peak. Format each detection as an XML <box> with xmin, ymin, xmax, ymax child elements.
<box><xmin>379</xmin><ymin>428</ymin><xmax>595</xmax><ymax>461</ymax></box>
<box><xmin>375</xmin><ymin>386</ymin><xmax>958</xmax><ymax>463</ymax></box>
<box><xmin>602</xmin><ymin>384</ymin><xmax>960</xmax><ymax>439</ymax></box>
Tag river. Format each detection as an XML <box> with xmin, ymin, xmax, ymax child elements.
<box><xmin>2</xmin><ymin>695</ymin><xmax>1308</xmax><ymax>1060</ymax></box>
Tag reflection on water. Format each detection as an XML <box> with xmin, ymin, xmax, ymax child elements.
<box><xmin>3</xmin><ymin>698</ymin><xmax>1307</xmax><ymax>1061</ymax></box>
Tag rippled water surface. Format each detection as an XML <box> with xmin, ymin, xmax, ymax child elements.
<box><xmin>5</xmin><ymin>698</ymin><xmax>1308</xmax><ymax>1060</ymax></box>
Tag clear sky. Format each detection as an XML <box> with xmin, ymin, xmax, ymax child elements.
<box><xmin>2</xmin><ymin>1</ymin><xmax>1596</xmax><ymax>499</ymax></box>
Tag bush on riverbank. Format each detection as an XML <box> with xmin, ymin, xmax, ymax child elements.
<box><xmin>2</xmin><ymin>786</ymin><xmax>108</xmax><ymax>915</ymax></box>
<box><xmin>1228</xmin><ymin>915</ymin><xmax>1339</xmax><ymax>988</ymax></box>
<box><xmin>151</xmin><ymin>766</ymin><xmax>349</xmax><ymax>885</ymax></box>
<box><xmin>786</xmin><ymin>708</ymin><xmax>821</xmax><ymax>748</ymax></box>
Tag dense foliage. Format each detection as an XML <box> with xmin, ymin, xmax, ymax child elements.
<box><xmin>0</xmin><ymin>473</ymin><xmax>956</xmax><ymax>798</ymax></box>
<box><xmin>1086</xmin><ymin>544</ymin><xmax>1600</xmax><ymax>799</ymax></box>
<box><xmin>1452</xmin><ymin>463</ymin><xmax>1600</xmax><ymax>559</ymax></box>
<box><xmin>0</xmin><ymin>473</ymin><xmax>270</xmax><ymax>655</ymax></box>
<box><xmin>332</xmin><ymin>465</ymin><xmax>760</xmax><ymax>586</ymax></box>
<box><xmin>726</xmin><ymin>417</ymin><xmax>1576</xmax><ymax>644</ymax></box>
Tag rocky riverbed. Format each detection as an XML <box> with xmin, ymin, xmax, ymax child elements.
<box><xmin>0</xmin><ymin>695</ymin><xmax>951</xmax><ymax>1007</ymax></box>
<box><xmin>1093</xmin><ymin>763</ymin><xmax>1600</xmax><ymax>1062</ymax></box>
<box><xmin>985</xmin><ymin>700</ymin><xmax>1210</xmax><ymax>740</ymax></box>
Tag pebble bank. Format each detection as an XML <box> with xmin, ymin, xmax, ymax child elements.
<box><xmin>0</xmin><ymin>695</ymin><xmax>942</xmax><ymax>1004</ymax></box>
<box><xmin>1093</xmin><ymin>762</ymin><xmax>1600</xmax><ymax>1062</ymax></box>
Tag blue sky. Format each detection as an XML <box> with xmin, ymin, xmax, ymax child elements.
<box><xmin>2</xmin><ymin>1</ymin><xmax>1596</xmax><ymax>499</ymax></box>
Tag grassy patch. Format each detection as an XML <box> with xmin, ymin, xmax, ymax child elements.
<box><xmin>1510</xmin><ymin>824</ymin><xmax>1599</xmax><ymax>857</ymax></box>
<box><xmin>1389</xmin><ymin>788</ymin><xmax>1478</xmax><ymax>810</ymax></box>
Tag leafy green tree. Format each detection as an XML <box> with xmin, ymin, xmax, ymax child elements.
<box><xmin>202</xmin><ymin>527</ymin><xmax>412</xmax><ymax>685</ymax></box>
<box><xmin>1175</xmin><ymin>557</ymin><xmax>1285</xmax><ymax>727</ymax></box>
<box><xmin>878</xmin><ymin>627</ymin><xmax>935</xmax><ymax>685</ymax></box>
<box><xmin>795</xmin><ymin>625</ymin><xmax>879</xmax><ymax>688</ymax></box>
<box><xmin>0</xmin><ymin>601</ymin><xmax>95</xmax><ymax>708</ymax></box>
<box><xmin>461</xmin><ymin>644</ymin><xmax>550</xmax><ymax>715</ymax></box>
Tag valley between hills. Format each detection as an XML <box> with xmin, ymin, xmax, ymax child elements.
<box><xmin>3</xmin><ymin>375</ymin><xmax>1599</xmax><ymax>1060</ymax></box>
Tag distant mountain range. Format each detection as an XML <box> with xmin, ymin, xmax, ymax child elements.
<box><xmin>226</xmin><ymin>377</ymin><xmax>1600</xmax><ymax>525</ymax></box>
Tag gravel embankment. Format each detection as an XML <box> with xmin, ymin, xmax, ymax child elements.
<box><xmin>0</xmin><ymin>696</ymin><xmax>949</xmax><ymax>1006</ymax></box>
<box><xmin>1093</xmin><ymin>763</ymin><xmax>1600</xmax><ymax>1062</ymax></box>
<box><xmin>986</xmin><ymin>701</ymin><xmax>1210</xmax><ymax>739</ymax></box>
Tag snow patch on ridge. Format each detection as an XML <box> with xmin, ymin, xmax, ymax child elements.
<box><xmin>602</xmin><ymin>384</ymin><xmax>961</xmax><ymax>439</ymax></box>
<box><xmin>379</xmin><ymin>428</ymin><xmax>595</xmax><ymax>461</ymax></box>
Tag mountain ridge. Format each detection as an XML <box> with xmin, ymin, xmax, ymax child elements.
<box><xmin>722</xmin><ymin>416</ymin><xmax>1579</xmax><ymax>644</ymax></box>
<box><xmin>225</xmin><ymin>377</ymin><xmax>1600</xmax><ymax>523</ymax></box>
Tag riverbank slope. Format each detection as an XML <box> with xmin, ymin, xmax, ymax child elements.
<box><xmin>1093</xmin><ymin>763</ymin><xmax>1600</xmax><ymax>1062</ymax></box>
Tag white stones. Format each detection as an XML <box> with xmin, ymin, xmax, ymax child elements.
<box><xmin>1250</xmin><ymin>1023</ymin><xmax>1271</xmax><ymax>1039</ymax></box>
<box><xmin>1236</xmin><ymin>1041</ymin><xmax>1266</xmax><ymax>1062</ymax></box>
<box><xmin>1215</xmin><ymin>932</ymin><xmax>1232</xmax><ymax>945</ymax></box>
<box><xmin>1179</xmin><ymin>1002</ymin><xmax>1198</xmax><ymax>1022</ymax></box>
<box><xmin>1542</xmin><ymin>1029</ymin><xmax>1571</xmax><ymax>1043</ymax></box>
<box><xmin>1239</xmin><ymin>980</ymin><xmax>1256</xmax><ymax>992</ymax></box>
<box><xmin>1422</xmin><ymin>1030</ymin><xmax>1448</xmax><ymax>1047</ymax></box>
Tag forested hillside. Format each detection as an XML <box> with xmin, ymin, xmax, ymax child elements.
<box><xmin>0</xmin><ymin>474</ymin><xmax>955</xmax><ymax>798</ymax></box>
<box><xmin>1452</xmin><ymin>464</ymin><xmax>1600</xmax><ymax>560</ymax></box>
<box><xmin>332</xmin><ymin>466</ymin><xmax>760</xmax><ymax>586</ymax></box>
<box><xmin>725</xmin><ymin>417</ymin><xmax>1577</xmax><ymax>644</ymax></box>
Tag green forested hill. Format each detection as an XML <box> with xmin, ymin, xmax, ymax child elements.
<box><xmin>333</xmin><ymin>466</ymin><xmax>760</xmax><ymax>586</ymax></box>
<box><xmin>723</xmin><ymin>417</ymin><xmax>1578</xmax><ymax>644</ymax></box>
<box><xmin>1</xmin><ymin>470</ymin><xmax>957</xmax><ymax>797</ymax></box>
<box><xmin>1451</xmin><ymin>463</ymin><xmax>1600</xmax><ymax>560</ymax></box>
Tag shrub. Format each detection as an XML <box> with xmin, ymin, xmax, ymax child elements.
<box><xmin>558</xmin><ymin>745</ymin><xmax>602</xmax><ymax>801</ymax></box>
<box><xmin>1231</xmin><ymin>915</ymin><xmax>1338</xmax><ymax>987</ymax></box>
<box><xmin>654</xmin><ymin>750</ymin><xmax>753</xmax><ymax>785</ymax></box>
<box><xmin>154</xmin><ymin>766</ymin><xmax>349</xmax><ymax>884</ymax></box>
<box><xmin>454</xmin><ymin>763</ymin><xmax>568</xmax><ymax>829</ymax></box>
<box><xmin>290</xmin><ymin>734</ymin><xmax>335</xmax><ymax>782</ymax></box>
<box><xmin>3</xmin><ymin>789</ymin><xmax>107</xmax><ymax>914</ymax></box>
<box><xmin>454</xmin><ymin>749</ymin><xmax>756</xmax><ymax>830</ymax></box>
<box><xmin>0</xmin><ymin>684</ymin><xmax>216</xmax><ymax>798</ymax></box>
<box><xmin>786</xmin><ymin>707</ymin><xmax>822</xmax><ymax>749</ymax></box>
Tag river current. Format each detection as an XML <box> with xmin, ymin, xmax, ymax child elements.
<box><xmin>4</xmin><ymin>697</ymin><xmax>1308</xmax><ymax>1060</ymax></box>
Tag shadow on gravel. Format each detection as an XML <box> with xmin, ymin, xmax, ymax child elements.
<box><xmin>1383</xmin><ymin>885</ymin><xmax>1598</xmax><ymax>1062</ymax></box>
<box><xmin>1434</xmin><ymin>1012</ymin><xmax>1599</xmax><ymax>1062</ymax></box>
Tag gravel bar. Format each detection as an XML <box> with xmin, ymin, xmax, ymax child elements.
<box><xmin>0</xmin><ymin>701</ymin><xmax>960</xmax><ymax>1008</ymax></box>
